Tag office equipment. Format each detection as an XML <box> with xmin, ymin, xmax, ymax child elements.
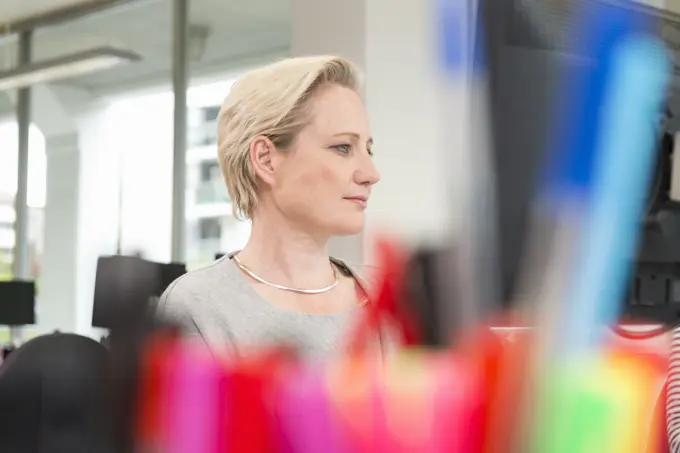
<box><xmin>92</xmin><ymin>255</ymin><xmax>160</xmax><ymax>329</ymax></box>
<box><xmin>481</xmin><ymin>0</ymin><xmax>560</xmax><ymax>305</ymax></box>
<box><xmin>0</xmin><ymin>280</ymin><xmax>35</xmax><ymax>326</ymax></box>
<box><xmin>92</xmin><ymin>255</ymin><xmax>187</xmax><ymax>329</ymax></box>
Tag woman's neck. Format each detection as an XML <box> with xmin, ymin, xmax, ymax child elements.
<box><xmin>237</xmin><ymin>211</ymin><xmax>335</xmax><ymax>289</ymax></box>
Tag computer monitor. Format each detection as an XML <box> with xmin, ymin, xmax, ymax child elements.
<box><xmin>484</xmin><ymin>0</ymin><xmax>678</xmax><ymax>324</ymax></box>
<box><xmin>92</xmin><ymin>255</ymin><xmax>161</xmax><ymax>329</ymax></box>
<box><xmin>159</xmin><ymin>262</ymin><xmax>187</xmax><ymax>296</ymax></box>
<box><xmin>92</xmin><ymin>256</ymin><xmax>188</xmax><ymax>329</ymax></box>
<box><xmin>479</xmin><ymin>0</ymin><xmax>560</xmax><ymax>304</ymax></box>
<box><xmin>0</xmin><ymin>281</ymin><xmax>35</xmax><ymax>326</ymax></box>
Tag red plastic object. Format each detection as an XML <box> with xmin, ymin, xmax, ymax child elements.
<box><xmin>225</xmin><ymin>351</ymin><xmax>291</xmax><ymax>453</ymax></box>
<box><xmin>649</xmin><ymin>381</ymin><xmax>670</xmax><ymax>453</ymax></box>
<box><xmin>460</xmin><ymin>328</ymin><xmax>506</xmax><ymax>453</ymax></box>
<box><xmin>350</xmin><ymin>238</ymin><xmax>420</xmax><ymax>353</ymax></box>
<box><xmin>135</xmin><ymin>332</ymin><xmax>181</xmax><ymax>450</ymax></box>
<box><xmin>482</xmin><ymin>332</ymin><xmax>534</xmax><ymax>453</ymax></box>
<box><xmin>611</xmin><ymin>323</ymin><xmax>670</xmax><ymax>341</ymax></box>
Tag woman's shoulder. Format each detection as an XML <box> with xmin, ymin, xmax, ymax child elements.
<box><xmin>157</xmin><ymin>256</ymin><xmax>241</xmax><ymax>318</ymax></box>
<box><xmin>330</xmin><ymin>257</ymin><xmax>379</xmax><ymax>293</ymax></box>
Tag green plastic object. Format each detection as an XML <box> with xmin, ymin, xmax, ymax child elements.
<box><xmin>533</xmin><ymin>362</ymin><xmax>619</xmax><ymax>453</ymax></box>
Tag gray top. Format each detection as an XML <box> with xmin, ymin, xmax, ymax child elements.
<box><xmin>156</xmin><ymin>254</ymin><xmax>381</xmax><ymax>359</ymax></box>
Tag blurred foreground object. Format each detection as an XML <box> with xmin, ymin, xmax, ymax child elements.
<box><xmin>0</xmin><ymin>333</ymin><xmax>112</xmax><ymax>453</ymax></box>
<box><xmin>126</xmin><ymin>313</ymin><xmax>666</xmax><ymax>453</ymax></box>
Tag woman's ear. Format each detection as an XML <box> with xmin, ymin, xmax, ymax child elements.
<box><xmin>250</xmin><ymin>135</ymin><xmax>276</xmax><ymax>186</ymax></box>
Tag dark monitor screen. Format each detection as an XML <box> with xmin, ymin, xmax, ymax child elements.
<box><xmin>92</xmin><ymin>256</ymin><xmax>160</xmax><ymax>329</ymax></box>
<box><xmin>484</xmin><ymin>0</ymin><xmax>673</xmax><ymax>324</ymax></box>
<box><xmin>480</xmin><ymin>0</ymin><xmax>560</xmax><ymax>303</ymax></box>
<box><xmin>482</xmin><ymin>0</ymin><xmax>662</xmax><ymax>302</ymax></box>
<box><xmin>0</xmin><ymin>281</ymin><xmax>35</xmax><ymax>326</ymax></box>
<box><xmin>92</xmin><ymin>256</ymin><xmax>188</xmax><ymax>329</ymax></box>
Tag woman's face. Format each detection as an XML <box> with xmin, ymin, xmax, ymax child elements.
<box><xmin>265</xmin><ymin>84</ymin><xmax>380</xmax><ymax>237</ymax></box>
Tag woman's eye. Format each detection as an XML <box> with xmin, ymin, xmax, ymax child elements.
<box><xmin>334</xmin><ymin>144</ymin><xmax>351</xmax><ymax>153</ymax></box>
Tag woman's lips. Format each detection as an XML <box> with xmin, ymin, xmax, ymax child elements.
<box><xmin>344</xmin><ymin>196</ymin><xmax>368</xmax><ymax>208</ymax></box>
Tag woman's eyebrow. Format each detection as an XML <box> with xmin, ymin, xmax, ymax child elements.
<box><xmin>332</xmin><ymin>132</ymin><xmax>373</xmax><ymax>146</ymax></box>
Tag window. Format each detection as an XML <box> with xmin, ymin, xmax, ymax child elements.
<box><xmin>184</xmin><ymin>80</ymin><xmax>250</xmax><ymax>269</ymax></box>
<box><xmin>0</xmin><ymin>250</ymin><xmax>11</xmax><ymax>281</ymax></box>
<box><xmin>203</xmin><ymin>106</ymin><xmax>220</xmax><ymax>122</ymax></box>
<box><xmin>188</xmin><ymin>107</ymin><xmax>219</xmax><ymax>147</ymax></box>
<box><xmin>200</xmin><ymin>161</ymin><xmax>221</xmax><ymax>183</ymax></box>
<box><xmin>0</xmin><ymin>122</ymin><xmax>46</xmax><ymax>282</ymax></box>
<box><xmin>199</xmin><ymin>217</ymin><xmax>222</xmax><ymax>240</ymax></box>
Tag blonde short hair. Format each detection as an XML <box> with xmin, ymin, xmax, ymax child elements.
<box><xmin>217</xmin><ymin>55</ymin><xmax>362</xmax><ymax>219</ymax></box>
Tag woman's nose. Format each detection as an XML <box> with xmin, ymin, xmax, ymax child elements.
<box><xmin>355</xmin><ymin>157</ymin><xmax>381</xmax><ymax>186</ymax></box>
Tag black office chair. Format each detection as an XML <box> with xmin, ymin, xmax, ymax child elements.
<box><xmin>0</xmin><ymin>333</ymin><xmax>114</xmax><ymax>453</ymax></box>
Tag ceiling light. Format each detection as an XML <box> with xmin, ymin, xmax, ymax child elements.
<box><xmin>0</xmin><ymin>47</ymin><xmax>141</xmax><ymax>92</ymax></box>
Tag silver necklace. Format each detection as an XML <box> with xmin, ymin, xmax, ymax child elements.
<box><xmin>232</xmin><ymin>254</ymin><xmax>339</xmax><ymax>294</ymax></box>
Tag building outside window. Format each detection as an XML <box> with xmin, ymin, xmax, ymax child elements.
<box><xmin>89</xmin><ymin>78</ymin><xmax>252</xmax><ymax>270</ymax></box>
<box><xmin>0</xmin><ymin>123</ymin><xmax>46</xmax><ymax>282</ymax></box>
<box><xmin>185</xmin><ymin>84</ymin><xmax>251</xmax><ymax>269</ymax></box>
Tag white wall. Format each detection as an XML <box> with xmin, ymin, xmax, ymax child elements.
<box><xmin>220</xmin><ymin>216</ymin><xmax>252</xmax><ymax>256</ymax></box>
<box><xmin>292</xmin><ymin>0</ymin><xmax>451</xmax><ymax>266</ymax></box>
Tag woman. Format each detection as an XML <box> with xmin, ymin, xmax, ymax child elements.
<box><xmin>157</xmin><ymin>56</ymin><xmax>382</xmax><ymax>358</ymax></box>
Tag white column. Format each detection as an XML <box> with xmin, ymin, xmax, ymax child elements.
<box><xmin>292</xmin><ymin>0</ymin><xmax>451</xmax><ymax>265</ymax></box>
<box><xmin>18</xmin><ymin>84</ymin><xmax>86</xmax><ymax>336</ymax></box>
<box><xmin>39</xmin><ymin>110</ymin><xmax>122</xmax><ymax>337</ymax></box>
<box><xmin>10</xmin><ymin>85</ymin><xmax>123</xmax><ymax>337</ymax></box>
<box><xmin>40</xmin><ymin>133</ymin><xmax>81</xmax><ymax>334</ymax></box>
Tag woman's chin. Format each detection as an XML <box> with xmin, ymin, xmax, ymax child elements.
<box><xmin>330</xmin><ymin>220</ymin><xmax>365</xmax><ymax>237</ymax></box>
